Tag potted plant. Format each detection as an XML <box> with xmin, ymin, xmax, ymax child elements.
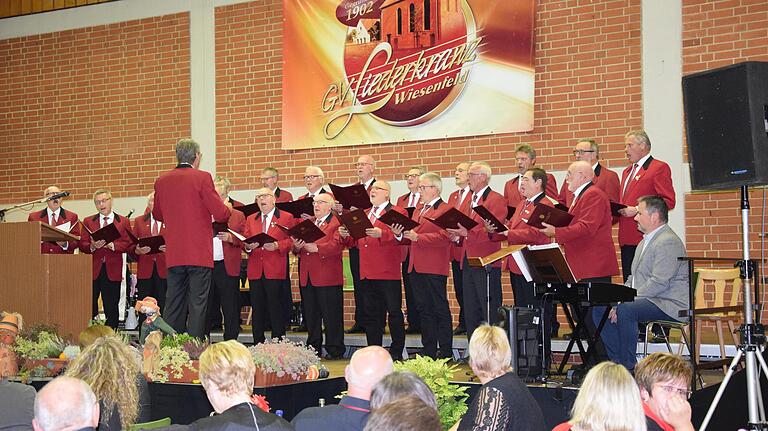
<box><xmin>248</xmin><ymin>338</ymin><xmax>321</xmax><ymax>386</ymax></box>
<box><xmin>144</xmin><ymin>333</ymin><xmax>208</xmax><ymax>383</ymax></box>
<box><xmin>394</xmin><ymin>355</ymin><xmax>469</xmax><ymax>430</ymax></box>
<box><xmin>12</xmin><ymin>323</ymin><xmax>80</xmax><ymax>378</ymax></box>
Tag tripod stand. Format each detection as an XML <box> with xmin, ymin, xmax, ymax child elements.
<box><xmin>700</xmin><ymin>185</ymin><xmax>768</xmax><ymax>431</ymax></box>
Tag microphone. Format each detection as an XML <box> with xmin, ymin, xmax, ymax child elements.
<box><xmin>46</xmin><ymin>191</ymin><xmax>70</xmax><ymax>201</ymax></box>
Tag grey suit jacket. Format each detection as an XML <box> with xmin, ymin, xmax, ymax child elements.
<box><xmin>628</xmin><ymin>224</ymin><xmax>689</xmax><ymax>320</ymax></box>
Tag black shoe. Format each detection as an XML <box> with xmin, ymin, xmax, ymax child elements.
<box><xmin>294</xmin><ymin>323</ymin><xmax>307</xmax><ymax>332</ymax></box>
<box><xmin>345</xmin><ymin>324</ymin><xmax>364</xmax><ymax>334</ymax></box>
<box><xmin>405</xmin><ymin>326</ymin><xmax>421</xmax><ymax>334</ymax></box>
<box><xmin>453</xmin><ymin>326</ymin><xmax>466</xmax><ymax>335</ymax></box>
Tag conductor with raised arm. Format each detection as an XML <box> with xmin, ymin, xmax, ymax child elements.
<box><xmin>153</xmin><ymin>138</ymin><xmax>231</xmax><ymax>338</ymax></box>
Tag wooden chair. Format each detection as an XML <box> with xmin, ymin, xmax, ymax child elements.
<box><xmin>693</xmin><ymin>267</ymin><xmax>743</xmax><ymax>373</ymax></box>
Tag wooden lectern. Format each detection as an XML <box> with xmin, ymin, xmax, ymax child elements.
<box><xmin>0</xmin><ymin>221</ymin><xmax>91</xmax><ymax>340</ymax></box>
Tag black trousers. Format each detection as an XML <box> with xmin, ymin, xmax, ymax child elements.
<box><xmin>349</xmin><ymin>247</ymin><xmax>364</xmax><ymax>327</ymax></box>
<box><xmin>207</xmin><ymin>261</ymin><xmax>240</xmax><ymax>340</ymax></box>
<box><xmin>462</xmin><ymin>259</ymin><xmax>502</xmax><ymax>341</ymax></box>
<box><xmin>450</xmin><ymin>259</ymin><xmax>465</xmax><ymax>329</ymax></box>
<box><xmin>165</xmin><ymin>265</ymin><xmax>211</xmax><ymax>339</ymax></box>
<box><xmin>281</xmin><ymin>259</ymin><xmax>293</xmax><ymax>323</ymax></box>
<box><xmin>301</xmin><ymin>282</ymin><xmax>345</xmax><ymax>358</ymax></box>
<box><xmin>402</xmin><ymin>257</ymin><xmax>420</xmax><ymax>330</ymax></box>
<box><xmin>250</xmin><ymin>276</ymin><xmax>288</xmax><ymax>344</ymax></box>
<box><xmin>137</xmin><ymin>264</ymin><xmax>167</xmax><ymax>321</ymax></box>
<box><xmin>410</xmin><ymin>271</ymin><xmax>452</xmax><ymax>359</ymax></box>
<box><xmin>360</xmin><ymin>278</ymin><xmax>406</xmax><ymax>358</ymax></box>
<box><xmin>93</xmin><ymin>265</ymin><xmax>121</xmax><ymax>329</ymax></box>
<box><xmin>620</xmin><ymin>245</ymin><xmax>637</xmax><ymax>282</ymax></box>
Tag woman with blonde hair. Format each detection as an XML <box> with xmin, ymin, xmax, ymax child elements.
<box><xmin>189</xmin><ymin>340</ymin><xmax>292</xmax><ymax>430</ymax></box>
<box><xmin>456</xmin><ymin>324</ymin><xmax>546</xmax><ymax>431</ymax></box>
<box><xmin>552</xmin><ymin>361</ymin><xmax>646</xmax><ymax>431</ymax></box>
<box><xmin>65</xmin><ymin>335</ymin><xmax>150</xmax><ymax>430</ymax></box>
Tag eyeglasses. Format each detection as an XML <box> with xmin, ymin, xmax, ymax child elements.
<box><xmin>573</xmin><ymin>150</ymin><xmax>596</xmax><ymax>156</ymax></box>
<box><xmin>304</xmin><ymin>175</ymin><xmax>322</xmax><ymax>181</ymax></box>
<box><xmin>404</xmin><ymin>174</ymin><xmax>420</xmax><ymax>179</ymax></box>
<box><xmin>259</xmin><ymin>176</ymin><xmax>276</xmax><ymax>181</ymax></box>
<box><xmin>417</xmin><ymin>185</ymin><xmax>436</xmax><ymax>191</ymax></box>
<box><xmin>656</xmin><ymin>384</ymin><xmax>692</xmax><ymax>399</ymax></box>
<box><xmin>313</xmin><ymin>200</ymin><xmax>332</xmax><ymax>205</ymax></box>
<box><xmin>371</xmin><ymin>186</ymin><xmax>389</xmax><ymax>192</ymax></box>
<box><xmin>94</xmin><ymin>198</ymin><xmax>111</xmax><ymax>205</ymax></box>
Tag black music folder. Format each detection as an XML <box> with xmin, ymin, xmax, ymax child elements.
<box><xmin>526</xmin><ymin>204</ymin><xmax>573</xmax><ymax>229</ymax></box>
<box><xmin>276</xmin><ymin>198</ymin><xmax>315</xmax><ymax>218</ymax></box>
<box><xmin>277</xmin><ymin>219</ymin><xmax>326</xmax><ymax>243</ymax></box>
<box><xmin>378</xmin><ymin>209</ymin><xmax>419</xmax><ymax>231</ymax></box>
<box><xmin>337</xmin><ymin>209</ymin><xmax>373</xmax><ymax>240</ymax></box>
<box><xmin>472</xmin><ymin>205</ymin><xmax>506</xmax><ymax>233</ymax></box>
<box><xmin>329</xmin><ymin>183</ymin><xmax>373</xmax><ymax>210</ymax></box>
<box><xmin>83</xmin><ymin>222</ymin><xmax>121</xmax><ymax>244</ymax></box>
<box><xmin>425</xmin><ymin>207</ymin><xmax>478</xmax><ymax>231</ymax></box>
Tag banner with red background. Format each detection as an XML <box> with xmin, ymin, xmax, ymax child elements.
<box><xmin>282</xmin><ymin>0</ymin><xmax>535</xmax><ymax>150</ymax></box>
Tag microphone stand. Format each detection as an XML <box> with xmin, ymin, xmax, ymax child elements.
<box><xmin>0</xmin><ymin>196</ymin><xmax>48</xmax><ymax>222</ymax></box>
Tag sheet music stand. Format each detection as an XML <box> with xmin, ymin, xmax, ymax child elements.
<box><xmin>467</xmin><ymin>245</ymin><xmax>526</xmax><ymax>323</ymax></box>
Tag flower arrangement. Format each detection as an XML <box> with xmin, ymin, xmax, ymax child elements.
<box><xmin>12</xmin><ymin>323</ymin><xmax>79</xmax><ymax>378</ymax></box>
<box><xmin>249</xmin><ymin>338</ymin><xmax>321</xmax><ymax>380</ymax></box>
<box><xmin>145</xmin><ymin>333</ymin><xmax>207</xmax><ymax>383</ymax></box>
<box><xmin>394</xmin><ymin>355</ymin><xmax>469</xmax><ymax>430</ymax></box>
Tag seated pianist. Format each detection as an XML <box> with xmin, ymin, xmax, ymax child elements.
<box><xmin>594</xmin><ymin>195</ymin><xmax>688</xmax><ymax>371</ymax></box>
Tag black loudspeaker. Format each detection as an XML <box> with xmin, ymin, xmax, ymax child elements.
<box><xmin>682</xmin><ymin>61</ymin><xmax>768</xmax><ymax>191</ymax></box>
<box><xmin>498</xmin><ymin>306</ymin><xmax>546</xmax><ymax>380</ymax></box>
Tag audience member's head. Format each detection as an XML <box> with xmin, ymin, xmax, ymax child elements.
<box><xmin>568</xmin><ymin>361</ymin><xmax>646</xmax><ymax>431</ymax></box>
<box><xmin>65</xmin><ymin>336</ymin><xmax>139</xmax><ymax>429</ymax></box>
<box><xmin>33</xmin><ymin>376</ymin><xmax>99</xmax><ymax>431</ymax></box>
<box><xmin>198</xmin><ymin>340</ymin><xmax>255</xmax><ymax>413</ymax></box>
<box><xmin>363</xmin><ymin>396</ymin><xmax>441</xmax><ymax>431</ymax></box>
<box><xmin>635</xmin><ymin>353</ymin><xmax>693</xmax><ymax>424</ymax></box>
<box><xmin>468</xmin><ymin>324</ymin><xmax>512</xmax><ymax>383</ymax></box>
<box><xmin>78</xmin><ymin>325</ymin><xmax>115</xmax><ymax>348</ymax></box>
<box><xmin>345</xmin><ymin>346</ymin><xmax>394</xmax><ymax>400</ymax></box>
<box><xmin>370</xmin><ymin>371</ymin><xmax>436</xmax><ymax>410</ymax></box>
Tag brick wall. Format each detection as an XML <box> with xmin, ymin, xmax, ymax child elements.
<box><xmin>682</xmin><ymin>0</ymin><xmax>768</xmax><ymax>260</ymax></box>
<box><xmin>214</xmin><ymin>0</ymin><xmax>643</xmax><ymax>325</ymax></box>
<box><xmin>0</xmin><ymin>12</ymin><xmax>191</xmax><ymax>203</ymax></box>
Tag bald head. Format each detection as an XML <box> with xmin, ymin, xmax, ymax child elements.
<box><xmin>345</xmin><ymin>346</ymin><xmax>394</xmax><ymax>400</ymax></box>
<box><xmin>357</xmin><ymin>155</ymin><xmax>375</xmax><ymax>182</ymax></box>
<box><xmin>370</xmin><ymin>180</ymin><xmax>391</xmax><ymax>206</ymax></box>
<box><xmin>33</xmin><ymin>376</ymin><xmax>99</xmax><ymax>431</ymax></box>
<box><xmin>566</xmin><ymin>161</ymin><xmax>594</xmax><ymax>192</ymax></box>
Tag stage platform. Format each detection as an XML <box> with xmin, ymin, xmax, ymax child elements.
<box><xmin>201</xmin><ymin>327</ymin><xmax>736</xmax><ymax>361</ymax></box>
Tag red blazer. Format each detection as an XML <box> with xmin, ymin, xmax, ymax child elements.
<box><xmin>28</xmin><ymin>208</ymin><xmax>79</xmax><ymax>254</ymax></box>
<box><xmin>554</xmin><ymin>184</ymin><xmax>619</xmax><ymax>281</ymax></box>
<box><xmin>502</xmin><ymin>193</ymin><xmax>555</xmax><ymax>273</ymax></box>
<box><xmin>220</xmin><ymin>209</ymin><xmax>246</xmax><ymax>277</ymax></box>
<box><xmin>463</xmin><ymin>188</ymin><xmax>506</xmax><ymax>269</ymax></box>
<box><xmin>618</xmin><ymin>157</ymin><xmax>676</xmax><ymax>246</ymax></box>
<box><xmin>558</xmin><ymin>163</ymin><xmax>620</xmax><ymax>208</ymax></box>
<box><xmin>395</xmin><ymin>191</ymin><xmax>422</xmax><ymax>263</ymax></box>
<box><xmin>244</xmin><ymin>209</ymin><xmax>295</xmax><ymax>280</ymax></box>
<box><xmin>504</xmin><ymin>173</ymin><xmax>558</xmax><ymax>210</ymax></box>
<box><xmin>79</xmin><ymin>213</ymin><xmax>134</xmax><ymax>282</ymax></box>
<box><xmin>153</xmin><ymin>165</ymin><xmax>231</xmax><ymax>268</ymax></box>
<box><xmin>274</xmin><ymin>188</ymin><xmax>294</xmax><ymax>204</ymax></box>
<box><xmin>130</xmin><ymin>213</ymin><xmax>167</xmax><ymax>279</ymax></box>
<box><xmin>446</xmin><ymin>187</ymin><xmax>471</xmax><ymax>263</ymax></box>
<box><xmin>341</xmin><ymin>203</ymin><xmax>405</xmax><ymax>281</ymax></box>
<box><xmin>406</xmin><ymin>199</ymin><xmax>452</xmax><ymax>276</ymax></box>
<box><xmin>295</xmin><ymin>214</ymin><xmax>344</xmax><ymax>287</ymax></box>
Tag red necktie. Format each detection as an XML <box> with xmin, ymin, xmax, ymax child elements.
<box><xmin>51</xmin><ymin>213</ymin><xmax>58</xmax><ymax>225</ymax></box>
<box><xmin>151</xmin><ymin>220</ymin><xmax>159</xmax><ymax>236</ymax></box>
<box><xmin>622</xmin><ymin>163</ymin><xmax>638</xmax><ymax>197</ymax></box>
<box><xmin>368</xmin><ymin>206</ymin><xmax>378</xmax><ymax>223</ymax></box>
<box><xmin>262</xmin><ymin>214</ymin><xmax>268</xmax><ymax>233</ymax></box>
<box><xmin>102</xmin><ymin>216</ymin><xmax>108</xmax><ymax>228</ymax></box>
<box><xmin>418</xmin><ymin>204</ymin><xmax>431</xmax><ymax>220</ymax></box>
